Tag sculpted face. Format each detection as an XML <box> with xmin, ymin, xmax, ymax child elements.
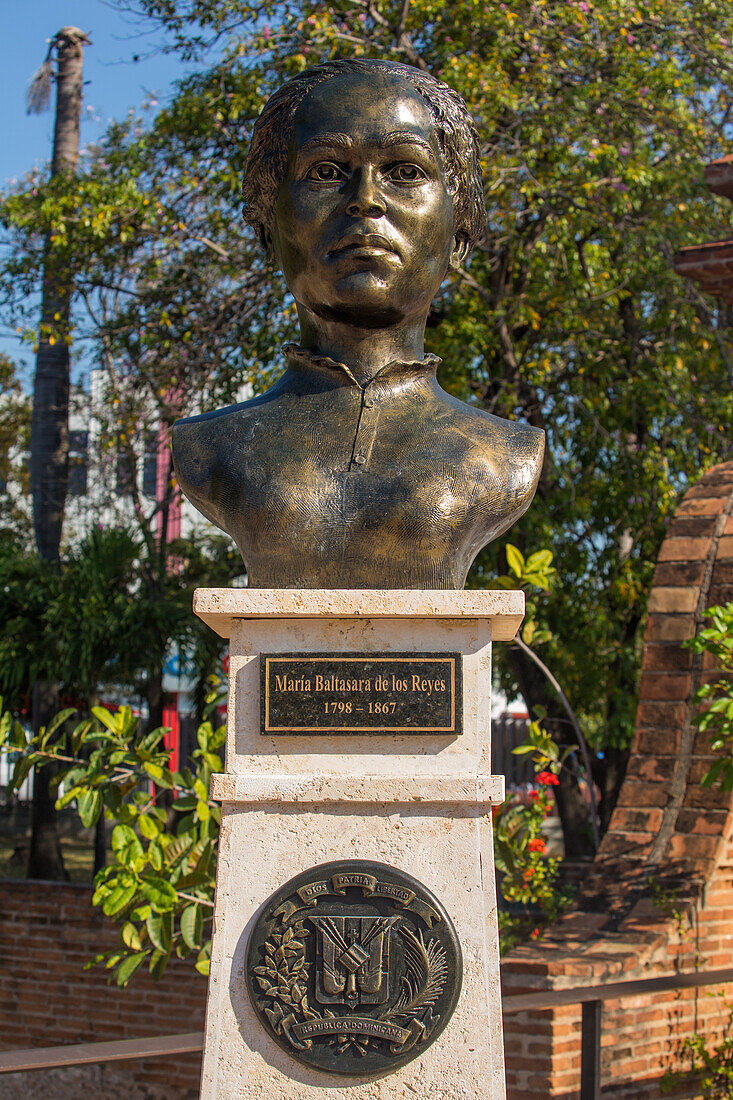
<box><xmin>271</xmin><ymin>71</ymin><xmax>460</xmax><ymax>329</ymax></box>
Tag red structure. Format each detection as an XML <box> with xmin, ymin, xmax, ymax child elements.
<box><xmin>673</xmin><ymin>154</ymin><xmax>733</xmax><ymax>304</ymax></box>
<box><xmin>502</xmin><ymin>462</ymin><xmax>733</xmax><ymax>1096</ymax></box>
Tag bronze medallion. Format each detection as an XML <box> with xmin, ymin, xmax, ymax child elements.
<box><xmin>245</xmin><ymin>860</ymin><xmax>462</xmax><ymax>1076</ymax></box>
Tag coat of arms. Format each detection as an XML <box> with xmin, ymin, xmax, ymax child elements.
<box><xmin>246</xmin><ymin>860</ymin><xmax>462</xmax><ymax>1076</ymax></box>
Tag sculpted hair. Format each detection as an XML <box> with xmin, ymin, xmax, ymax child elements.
<box><xmin>242</xmin><ymin>59</ymin><xmax>486</xmax><ymax>253</ymax></box>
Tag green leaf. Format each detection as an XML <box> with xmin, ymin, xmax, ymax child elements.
<box><xmin>172</xmin><ymin>795</ymin><xmax>197</xmax><ymax>811</ymax></box>
<box><xmin>138</xmin><ymin>814</ymin><xmax>160</xmax><ymax>839</ymax></box>
<box><xmin>195</xmin><ymin>941</ymin><xmax>211</xmax><ymax>977</ymax></box>
<box><xmin>149</xmin><ymin>949</ymin><xmax>169</xmax><ymax>980</ymax></box>
<box><xmin>122</xmin><ymin>922</ymin><xmax>142</xmax><ymax>950</ymax></box>
<box><xmin>181</xmin><ymin>903</ymin><xmax>204</xmax><ymax>949</ymax></box>
<box><xmin>197</xmin><ymin>722</ymin><xmax>213</xmax><ymax>752</ymax></box>
<box><xmin>525</xmin><ymin>549</ymin><xmax>554</xmax><ymax>572</ymax></box>
<box><xmin>102</xmin><ymin>879</ymin><xmax>138</xmax><ymax>917</ymax></box>
<box><xmin>505</xmin><ymin>544</ymin><xmax>525</xmax><ymax>578</ymax></box>
<box><xmin>111</xmin><ymin>824</ymin><xmax>144</xmax><ymax>864</ymax></box>
<box><xmin>78</xmin><ymin>789</ymin><xmax>103</xmax><ymax>828</ymax></box>
<box><xmin>91</xmin><ymin>706</ymin><xmax>120</xmax><ymax>733</ymax></box>
<box><xmin>116</xmin><ymin>952</ymin><xmax>147</xmax><ymax>987</ymax></box>
<box><xmin>146</xmin><ymin>914</ymin><xmax>166</xmax><ymax>953</ymax></box>
<box><xmin>139</xmin><ymin>875</ymin><xmax>177</xmax><ymax>912</ymax></box>
<box><xmin>11</xmin><ymin>755</ymin><xmax>34</xmax><ymax>791</ymax></box>
<box><xmin>8</xmin><ymin>722</ymin><xmax>27</xmax><ymax>750</ymax></box>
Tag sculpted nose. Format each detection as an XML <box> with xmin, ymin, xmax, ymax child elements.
<box><xmin>346</xmin><ymin>167</ymin><xmax>387</xmax><ymax>217</ymax></box>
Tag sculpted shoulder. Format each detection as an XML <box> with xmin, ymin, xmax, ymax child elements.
<box><xmin>438</xmin><ymin>390</ymin><xmax>544</xmax><ymax>469</ymax></box>
<box><xmin>434</xmin><ymin>391</ymin><xmax>545</xmax><ymax>536</ymax></box>
<box><xmin>171</xmin><ymin>384</ymin><xmax>285</xmax><ymax>530</ymax></box>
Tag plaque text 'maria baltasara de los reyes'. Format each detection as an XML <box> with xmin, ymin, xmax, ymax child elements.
<box><xmin>261</xmin><ymin>653</ymin><xmax>462</xmax><ymax>735</ymax></box>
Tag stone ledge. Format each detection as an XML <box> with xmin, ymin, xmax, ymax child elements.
<box><xmin>209</xmin><ymin>772</ymin><xmax>505</xmax><ymax>806</ymax></box>
<box><xmin>193</xmin><ymin>587</ymin><xmax>524</xmax><ymax>639</ymax></box>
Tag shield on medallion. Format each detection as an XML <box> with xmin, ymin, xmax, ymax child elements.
<box><xmin>308</xmin><ymin>914</ymin><xmax>398</xmax><ymax>1006</ymax></box>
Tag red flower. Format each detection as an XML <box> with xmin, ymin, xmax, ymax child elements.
<box><xmin>537</xmin><ymin>771</ymin><xmax>559</xmax><ymax>787</ymax></box>
<box><xmin>523</xmin><ymin>868</ymin><xmax>535</xmax><ymax>880</ymax></box>
<box><xmin>528</xmin><ymin>790</ymin><xmax>540</xmax><ymax>802</ymax></box>
<box><xmin>528</xmin><ymin>838</ymin><xmax>546</xmax><ymax>853</ymax></box>
<box><xmin>530</xmin><ymin>927</ymin><xmax>541</xmax><ymax>939</ymax></box>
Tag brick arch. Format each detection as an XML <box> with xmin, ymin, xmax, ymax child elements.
<box><xmin>604</xmin><ymin>459</ymin><xmax>733</xmax><ymax>880</ymax></box>
<box><xmin>502</xmin><ymin>461</ymin><xmax>733</xmax><ymax>1099</ymax></box>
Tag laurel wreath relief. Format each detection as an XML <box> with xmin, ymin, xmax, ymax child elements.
<box><xmin>253</xmin><ymin>918</ymin><xmax>448</xmax><ymax>1058</ymax></box>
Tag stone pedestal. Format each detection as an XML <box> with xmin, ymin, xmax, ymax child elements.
<box><xmin>195</xmin><ymin>589</ymin><xmax>522</xmax><ymax>1100</ymax></box>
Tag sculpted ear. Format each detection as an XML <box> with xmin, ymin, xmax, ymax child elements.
<box><xmin>450</xmin><ymin>236</ymin><xmax>471</xmax><ymax>269</ymax></box>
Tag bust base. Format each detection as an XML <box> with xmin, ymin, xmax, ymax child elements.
<box><xmin>196</xmin><ymin>589</ymin><xmax>516</xmax><ymax>1099</ymax></box>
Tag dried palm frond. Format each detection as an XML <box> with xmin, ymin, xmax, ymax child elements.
<box><xmin>26</xmin><ymin>49</ymin><xmax>53</xmax><ymax>115</ymax></box>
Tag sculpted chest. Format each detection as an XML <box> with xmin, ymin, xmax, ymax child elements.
<box><xmin>173</xmin><ymin>365</ymin><xmax>544</xmax><ymax>589</ymax></box>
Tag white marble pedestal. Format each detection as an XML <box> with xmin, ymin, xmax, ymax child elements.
<box><xmin>195</xmin><ymin>589</ymin><xmax>522</xmax><ymax>1100</ymax></box>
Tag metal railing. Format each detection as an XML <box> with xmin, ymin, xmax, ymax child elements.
<box><xmin>0</xmin><ymin>1032</ymin><xmax>203</xmax><ymax>1073</ymax></box>
<box><xmin>2</xmin><ymin>966</ymin><xmax>732</xmax><ymax>1097</ymax></box>
<box><xmin>502</xmin><ymin>965</ymin><xmax>733</xmax><ymax>1100</ymax></box>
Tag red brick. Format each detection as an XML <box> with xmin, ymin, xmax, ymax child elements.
<box><xmin>615</xmin><ymin>780</ymin><xmax>670</xmax><ymax>808</ymax></box>
<box><xmin>677</xmin><ymin>496</ymin><xmax>730</xmax><ymax>516</ymax></box>
<box><xmin>668</xmin><ymin>833</ymin><xmax>721</xmax><ymax>860</ymax></box>
<box><xmin>635</xmin><ymin>701</ymin><xmax>687</xmax><ymax>729</ymax></box>
<box><xmin>685</xmin><ymin>479</ymin><xmax>733</xmax><ymax>499</ymax></box>
<box><xmin>611</xmin><ymin>807</ymin><xmax>664</xmax><ymax>834</ymax></box>
<box><xmin>716</xmin><ymin>536</ymin><xmax>733</xmax><ymax>559</ymax></box>
<box><xmin>647</xmin><ymin>586</ymin><xmax>700</xmax><ymax>614</ymax></box>
<box><xmin>667</xmin><ymin>516</ymin><xmax>718</xmax><ymax>539</ymax></box>
<box><xmin>653</xmin><ymin>560</ymin><xmax>706</xmax><ymax>586</ymax></box>
<box><xmin>641</xmin><ymin>645</ymin><xmax>693</xmax><ymax>672</ymax></box>
<box><xmin>644</xmin><ymin>614</ymin><xmax>696</xmax><ymax>642</ymax></box>
<box><xmin>635</xmin><ymin>757</ymin><xmax>676</xmax><ymax>783</ymax></box>
<box><xmin>675</xmin><ymin>808</ymin><xmax>731</xmax><ymax>835</ymax></box>
<box><xmin>657</xmin><ymin>537</ymin><xmax>711</xmax><ymax>561</ymax></box>
<box><xmin>684</xmin><ymin>786</ymin><xmax>732</xmax><ymax>810</ymax></box>
<box><xmin>639</xmin><ymin>672</ymin><xmax>692</xmax><ymax>700</ymax></box>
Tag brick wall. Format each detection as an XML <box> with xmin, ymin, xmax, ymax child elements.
<box><xmin>0</xmin><ymin>880</ymin><xmax>206</xmax><ymax>1098</ymax></box>
<box><xmin>502</xmin><ymin>462</ymin><xmax>733</xmax><ymax>1098</ymax></box>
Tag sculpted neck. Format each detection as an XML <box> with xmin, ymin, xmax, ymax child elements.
<box><xmin>296</xmin><ymin>306</ymin><xmax>427</xmax><ymax>384</ymax></box>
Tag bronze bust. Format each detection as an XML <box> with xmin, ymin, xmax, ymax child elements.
<box><xmin>172</xmin><ymin>59</ymin><xmax>544</xmax><ymax>589</ymax></box>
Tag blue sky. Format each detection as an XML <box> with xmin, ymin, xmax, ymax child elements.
<box><xmin>2</xmin><ymin>1</ymin><xmax>194</xmax><ymax>377</ymax></box>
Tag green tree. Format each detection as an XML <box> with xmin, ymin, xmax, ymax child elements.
<box><xmin>3</xmin><ymin>0</ymin><xmax>733</xmax><ymax>853</ymax></box>
<box><xmin>0</xmin><ymin>701</ymin><xmax>220</xmax><ymax>984</ymax></box>
<box><xmin>24</xmin><ymin>26</ymin><xmax>91</xmax><ymax>880</ymax></box>
<box><xmin>97</xmin><ymin>0</ymin><xmax>733</xmax><ymax>849</ymax></box>
<box><xmin>0</xmin><ymin>354</ymin><xmax>31</xmax><ymax>543</ymax></box>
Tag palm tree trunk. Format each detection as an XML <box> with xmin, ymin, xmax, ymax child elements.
<box><xmin>27</xmin><ymin>28</ymin><xmax>89</xmax><ymax>881</ymax></box>
<box><xmin>30</xmin><ymin>27</ymin><xmax>87</xmax><ymax>559</ymax></box>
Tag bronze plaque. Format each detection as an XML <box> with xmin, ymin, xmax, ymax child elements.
<box><xmin>245</xmin><ymin>860</ymin><xmax>462</xmax><ymax>1076</ymax></box>
<box><xmin>260</xmin><ymin>652</ymin><xmax>462</xmax><ymax>735</ymax></box>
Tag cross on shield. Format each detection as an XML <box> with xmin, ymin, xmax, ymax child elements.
<box><xmin>309</xmin><ymin>914</ymin><xmax>398</xmax><ymax>1007</ymax></box>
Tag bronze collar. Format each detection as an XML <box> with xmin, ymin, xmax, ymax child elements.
<box><xmin>283</xmin><ymin>343</ymin><xmax>441</xmax><ymax>389</ymax></box>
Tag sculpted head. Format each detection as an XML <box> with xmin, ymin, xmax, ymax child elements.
<box><xmin>242</xmin><ymin>60</ymin><xmax>485</xmax><ymax>331</ymax></box>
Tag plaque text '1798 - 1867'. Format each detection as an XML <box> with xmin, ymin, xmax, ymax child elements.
<box><xmin>261</xmin><ymin>653</ymin><xmax>462</xmax><ymax>735</ymax></box>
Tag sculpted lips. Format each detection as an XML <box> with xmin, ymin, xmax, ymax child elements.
<box><xmin>328</xmin><ymin>233</ymin><xmax>401</xmax><ymax>260</ymax></box>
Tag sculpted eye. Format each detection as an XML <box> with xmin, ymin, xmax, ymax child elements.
<box><xmin>387</xmin><ymin>163</ymin><xmax>426</xmax><ymax>184</ymax></box>
<box><xmin>306</xmin><ymin>162</ymin><xmax>346</xmax><ymax>183</ymax></box>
